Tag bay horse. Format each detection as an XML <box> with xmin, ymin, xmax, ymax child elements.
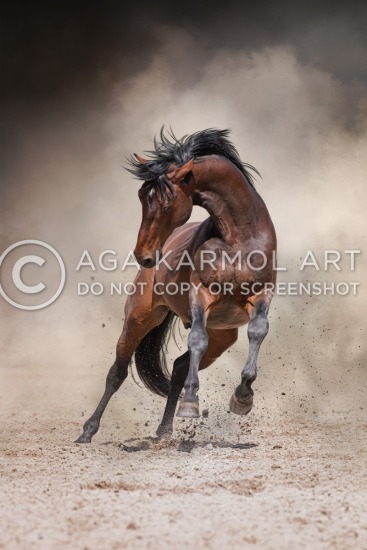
<box><xmin>76</xmin><ymin>128</ymin><xmax>276</xmax><ymax>443</ymax></box>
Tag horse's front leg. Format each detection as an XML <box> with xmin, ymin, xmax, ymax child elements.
<box><xmin>75</xmin><ymin>320</ymin><xmax>140</xmax><ymax>443</ymax></box>
<box><xmin>230</xmin><ymin>292</ymin><xmax>271</xmax><ymax>415</ymax></box>
<box><xmin>176</xmin><ymin>291</ymin><xmax>209</xmax><ymax>418</ymax></box>
<box><xmin>75</xmin><ymin>291</ymin><xmax>165</xmax><ymax>443</ymax></box>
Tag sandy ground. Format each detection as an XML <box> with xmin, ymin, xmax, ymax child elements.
<box><xmin>1</xmin><ymin>350</ymin><xmax>367</xmax><ymax>550</ymax></box>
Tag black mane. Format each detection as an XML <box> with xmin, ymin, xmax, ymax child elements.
<box><xmin>126</xmin><ymin>127</ymin><xmax>259</xmax><ymax>188</ymax></box>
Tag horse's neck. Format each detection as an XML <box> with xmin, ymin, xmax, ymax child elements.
<box><xmin>192</xmin><ymin>159</ymin><xmax>257</xmax><ymax>247</ymax></box>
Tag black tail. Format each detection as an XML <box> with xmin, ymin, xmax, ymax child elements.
<box><xmin>134</xmin><ymin>310</ymin><xmax>176</xmax><ymax>397</ymax></box>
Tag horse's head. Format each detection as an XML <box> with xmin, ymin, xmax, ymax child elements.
<box><xmin>133</xmin><ymin>157</ymin><xmax>194</xmax><ymax>268</ymax></box>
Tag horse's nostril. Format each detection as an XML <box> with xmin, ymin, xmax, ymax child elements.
<box><xmin>141</xmin><ymin>257</ymin><xmax>155</xmax><ymax>268</ymax></box>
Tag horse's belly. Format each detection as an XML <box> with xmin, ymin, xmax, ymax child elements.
<box><xmin>206</xmin><ymin>302</ymin><xmax>249</xmax><ymax>330</ymax></box>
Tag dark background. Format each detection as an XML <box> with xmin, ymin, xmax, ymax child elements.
<box><xmin>2</xmin><ymin>1</ymin><xmax>367</xmax><ymax>100</ymax></box>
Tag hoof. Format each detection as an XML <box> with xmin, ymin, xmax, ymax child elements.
<box><xmin>75</xmin><ymin>433</ymin><xmax>92</xmax><ymax>444</ymax></box>
<box><xmin>176</xmin><ymin>401</ymin><xmax>200</xmax><ymax>418</ymax></box>
<box><xmin>229</xmin><ymin>393</ymin><xmax>253</xmax><ymax>416</ymax></box>
<box><xmin>156</xmin><ymin>424</ymin><xmax>173</xmax><ymax>439</ymax></box>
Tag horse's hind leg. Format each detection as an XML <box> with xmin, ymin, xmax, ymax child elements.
<box><xmin>156</xmin><ymin>351</ymin><xmax>190</xmax><ymax>437</ymax></box>
<box><xmin>75</xmin><ymin>304</ymin><xmax>165</xmax><ymax>444</ymax></box>
<box><xmin>230</xmin><ymin>293</ymin><xmax>271</xmax><ymax>415</ymax></box>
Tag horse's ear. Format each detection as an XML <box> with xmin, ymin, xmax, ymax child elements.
<box><xmin>173</xmin><ymin>159</ymin><xmax>194</xmax><ymax>183</ymax></box>
<box><xmin>134</xmin><ymin>153</ymin><xmax>149</xmax><ymax>164</ymax></box>
<box><xmin>166</xmin><ymin>163</ymin><xmax>178</xmax><ymax>179</ymax></box>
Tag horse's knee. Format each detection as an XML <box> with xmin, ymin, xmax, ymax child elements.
<box><xmin>248</xmin><ymin>312</ymin><xmax>269</xmax><ymax>341</ymax></box>
<box><xmin>188</xmin><ymin>328</ymin><xmax>208</xmax><ymax>355</ymax></box>
<box><xmin>106</xmin><ymin>360</ymin><xmax>128</xmax><ymax>390</ymax></box>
